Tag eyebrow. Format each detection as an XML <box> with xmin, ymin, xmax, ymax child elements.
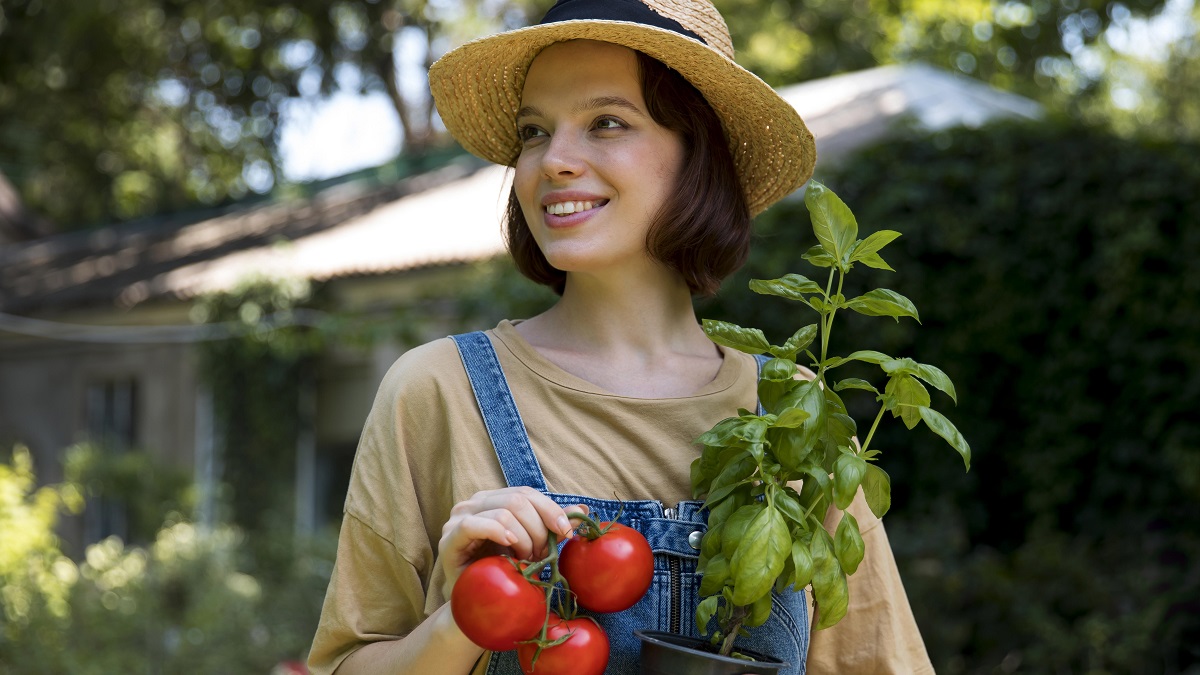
<box><xmin>516</xmin><ymin>96</ymin><xmax>645</xmax><ymax>121</ymax></box>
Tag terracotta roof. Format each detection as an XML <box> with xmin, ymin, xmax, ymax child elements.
<box><xmin>0</xmin><ymin>64</ymin><xmax>1040</xmax><ymax>316</ymax></box>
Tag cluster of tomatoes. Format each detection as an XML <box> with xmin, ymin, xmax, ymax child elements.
<box><xmin>450</xmin><ymin>515</ymin><xmax>654</xmax><ymax>675</ymax></box>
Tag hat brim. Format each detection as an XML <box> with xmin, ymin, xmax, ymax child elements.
<box><xmin>429</xmin><ymin>20</ymin><xmax>815</xmax><ymax>216</ymax></box>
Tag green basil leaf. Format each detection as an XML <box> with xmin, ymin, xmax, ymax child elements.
<box><xmin>773</xmin><ymin>407</ymin><xmax>811</xmax><ymax>429</ymax></box>
<box><xmin>802</xmin><ymin>244</ymin><xmax>836</xmax><ymax>268</ymax></box>
<box><xmin>833</xmin><ymin>452</ymin><xmax>867</xmax><ymax>510</ymax></box>
<box><xmin>862</xmin><ymin>464</ymin><xmax>892</xmax><ymax>519</ymax></box>
<box><xmin>804</xmin><ymin>180</ymin><xmax>858</xmax><ymax>266</ymax></box>
<box><xmin>791</xmin><ymin>537</ymin><xmax>815</xmax><ymax>590</ymax></box>
<box><xmin>886</xmin><ymin>374</ymin><xmax>930</xmax><ymax>430</ymax></box>
<box><xmin>770</xmin><ymin>425</ymin><xmax>814</xmax><ymax>471</ymax></box>
<box><xmin>774</xmin><ymin>484</ymin><xmax>806</xmax><ymax>527</ymax></box>
<box><xmin>914</xmin><ymin>363</ymin><xmax>958</xmax><ymax>405</ymax></box>
<box><xmin>856</xmin><ymin>251</ymin><xmax>896</xmax><ymax>271</ymax></box>
<box><xmin>721</xmin><ymin>504</ymin><xmax>764</xmax><ymax>561</ymax></box>
<box><xmin>844</xmin><ymin>289</ymin><xmax>920</xmax><ymax>323</ymax></box>
<box><xmin>699</xmin><ymin>553</ymin><xmax>731</xmax><ymax>596</ymax></box>
<box><xmin>834</xmin><ymin>511</ymin><xmax>865</xmax><ymax>575</ymax></box>
<box><xmin>749</xmin><ymin>274</ymin><xmax>823</xmax><ymax>301</ymax></box>
<box><xmin>694</xmin><ymin>416</ymin><xmax>744</xmax><ymax>448</ymax></box>
<box><xmin>849</xmin><ymin>230</ymin><xmax>902</xmax><ymax>262</ymax></box>
<box><xmin>810</xmin><ymin>529</ymin><xmax>849</xmax><ymax>630</ymax></box>
<box><xmin>695</xmin><ymin>595</ymin><xmax>720</xmax><ymax>636</ymax></box>
<box><xmin>772</xmin><ymin>324</ymin><xmax>819</xmax><ymax>360</ymax></box>
<box><xmin>832</xmin><ymin>377</ymin><xmax>879</xmax><ymax>394</ymax></box>
<box><xmin>760</xmin><ymin>357</ymin><xmax>799</xmax><ymax>382</ymax></box>
<box><xmin>702</xmin><ymin>319</ymin><xmax>770</xmax><ymax>354</ymax></box>
<box><xmin>700</xmin><ymin>522</ymin><xmax>724</xmax><ymax>563</ymax></box>
<box><xmin>918</xmin><ymin>406</ymin><xmax>972</xmax><ymax>471</ymax></box>
<box><xmin>731</xmin><ymin>506</ymin><xmax>791</xmax><ymax>606</ymax></box>
<box><xmin>746</xmin><ymin>588</ymin><xmax>774</xmax><ymax>628</ymax></box>
<box><xmin>881</xmin><ymin>357</ymin><xmax>919</xmax><ymax>376</ymax></box>
<box><xmin>845</xmin><ymin>350</ymin><xmax>892</xmax><ymax>364</ymax></box>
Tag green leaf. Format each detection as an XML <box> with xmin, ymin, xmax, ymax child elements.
<box><xmin>845</xmin><ymin>350</ymin><xmax>892</xmax><ymax>364</ymax></box>
<box><xmin>773</xmin><ymin>407</ymin><xmax>811</xmax><ymax>429</ymax></box>
<box><xmin>772</xmin><ymin>324</ymin><xmax>819</xmax><ymax>360</ymax></box>
<box><xmin>696</xmin><ymin>595</ymin><xmax>720</xmax><ymax>636</ymax></box>
<box><xmin>833</xmin><ymin>452</ymin><xmax>867</xmax><ymax>510</ymax></box>
<box><xmin>695</xmin><ymin>416</ymin><xmax>745</xmax><ymax>448</ymax></box>
<box><xmin>804</xmin><ymin>180</ymin><xmax>858</xmax><ymax>265</ymax></box>
<box><xmin>702</xmin><ymin>319</ymin><xmax>770</xmax><ymax>354</ymax></box>
<box><xmin>849</xmin><ymin>230</ymin><xmax>902</xmax><ymax>262</ymax></box>
<box><xmin>731</xmin><ymin>506</ymin><xmax>791</xmax><ymax>605</ymax></box>
<box><xmin>834</xmin><ymin>511</ymin><xmax>865</xmax><ymax>575</ymax></box>
<box><xmin>749</xmin><ymin>274</ymin><xmax>823</xmax><ymax>301</ymax></box>
<box><xmin>802</xmin><ymin>244</ymin><xmax>836</xmax><ymax>268</ymax></box>
<box><xmin>791</xmin><ymin>537</ymin><xmax>815</xmax><ymax>590</ymax></box>
<box><xmin>917</xmin><ymin>406</ymin><xmax>972</xmax><ymax>471</ymax></box>
<box><xmin>914</xmin><ymin>363</ymin><xmax>958</xmax><ymax>405</ymax></box>
<box><xmin>770</xmin><ymin>426</ymin><xmax>814</xmax><ymax>470</ymax></box>
<box><xmin>832</xmin><ymin>378</ymin><xmax>879</xmax><ymax>395</ymax></box>
<box><xmin>881</xmin><ymin>357</ymin><xmax>919</xmax><ymax>376</ymax></box>
<box><xmin>810</xmin><ymin>529</ymin><xmax>849</xmax><ymax>629</ymax></box>
<box><xmin>759</xmin><ymin>358</ymin><xmax>799</xmax><ymax>382</ymax></box>
<box><xmin>699</xmin><ymin>553</ymin><xmax>731</xmax><ymax>596</ymax></box>
<box><xmin>746</xmin><ymin>589</ymin><xmax>774</xmax><ymax>628</ymax></box>
<box><xmin>774</xmin><ymin>485</ymin><xmax>806</xmax><ymax>526</ymax></box>
<box><xmin>862</xmin><ymin>464</ymin><xmax>891</xmax><ymax>519</ymax></box>
<box><xmin>856</xmin><ymin>252</ymin><xmax>895</xmax><ymax>272</ymax></box>
<box><xmin>721</xmin><ymin>504</ymin><xmax>764</xmax><ymax>561</ymax></box>
<box><xmin>844</xmin><ymin>289</ymin><xmax>920</xmax><ymax>323</ymax></box>
<box><xmin>886</xmin><ymin>374</ymin><xmax>930</xmax><ymax>430</ymax></box>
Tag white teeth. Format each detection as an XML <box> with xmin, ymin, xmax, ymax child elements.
<box><xmin>545</xmin><ymin>200</ymin><xmax>598</xmax><ymax>215</ymax></box>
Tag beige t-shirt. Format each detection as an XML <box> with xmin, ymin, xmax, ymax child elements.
<box><xmin>308</xmin><ymin>320</ymin><xmax>933</xmax><ymax>674</ymax></box>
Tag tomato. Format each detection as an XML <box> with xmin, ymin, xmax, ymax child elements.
<box><xmin>450</xmin><ymin>556</ymin><xmax>547</xmax><ymax>652</ymax></box>
<box><xmin>517</xmin><ymin>614</ymin><xmax>609</xmax><ymax>675</ymax></box>
<box><xmin>559</xmin><ymin>522</ymin><xmax>654</xmax><ymax>613</ymax></box>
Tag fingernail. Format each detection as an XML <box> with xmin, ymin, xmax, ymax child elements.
<box><xmin>505</xmin><ymin>530</ymin><xmax>517</xmax><ymax>545</ymax></box>
<box><xmin>557</xmin><ymin>516</ymin><xmax>571</xmax><ymax>535</ymax></box>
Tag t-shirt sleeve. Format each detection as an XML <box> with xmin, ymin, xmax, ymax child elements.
<box><xmin>806</xmin><ymin>491</ymin><xmax>934</xmax><ymax>674</ymax></box>
<box><xmin>306</xmin><ymin>514</ymin><xmax>429</xmax><ymax>675</ymax></box>
<box><xmin>307</xmin><ymin>340</ymin><xmax>464</xmax><ymax>674</ymax></box>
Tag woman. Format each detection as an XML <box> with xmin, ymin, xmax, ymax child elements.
<box><xmin>309</xmin><ymin>1</ymin><xmax>932</xmax><ymax>673</ymax></box>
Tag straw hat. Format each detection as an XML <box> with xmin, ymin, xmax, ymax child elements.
<box><xmin>428</xmin><ymin>0</ymin><xmax>816</xmax><ymax>216</ymax></box>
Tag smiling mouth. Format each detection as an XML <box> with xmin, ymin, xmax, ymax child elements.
<box><xmin>544</xmin><ymin>199</ymin><xmax>608</xmax><ymax>216</ymax></box>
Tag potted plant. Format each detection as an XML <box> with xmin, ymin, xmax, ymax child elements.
<box><xmin>636</xmin><ymin>180</ymin><xmax>972</xmax><ymax>673</ymax></box>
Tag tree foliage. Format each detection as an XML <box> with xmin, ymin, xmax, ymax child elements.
<box><xmin>3</xmin><ymin>0</ymin><xmax>1192</xmax><ymax>230</ymax></box>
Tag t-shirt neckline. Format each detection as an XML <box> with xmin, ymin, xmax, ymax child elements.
<box><xmin>489</xmin><ymin>319</ymin><xmax>746</xmax><ymax>400</ymax></box>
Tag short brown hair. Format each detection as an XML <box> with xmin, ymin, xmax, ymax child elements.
<box><xmin>504</xmin><ymin>50</ymin><xmax>751</xmax><ymax>297</ymax></box>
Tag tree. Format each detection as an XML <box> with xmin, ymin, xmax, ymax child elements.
<box><xmin>0</xmin><ymin>0</ymin><xmax>551</xmax><ymax>229</ymax></box>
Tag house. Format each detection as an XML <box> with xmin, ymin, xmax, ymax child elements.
<box><xmin>0</xmin><ymin>64</ymin><xmax>1042</xmax><ymax>552</ymax></box>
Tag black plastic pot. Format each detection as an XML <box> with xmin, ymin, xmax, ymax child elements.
<box><xmin>635</xmin><ymin>630</ymin><xmax>789</xmax><ymax>675</ymax></box>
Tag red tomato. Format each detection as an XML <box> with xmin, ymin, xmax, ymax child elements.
<box><xmin>450</xmin><ymin>556</ymin><xmax>547</xmax><ymax>652</ymax></box>
<box><xmin>517</xmin><ymin>614</ymin><xmax>609</xmax><ymax>675</ymax></box>
<box><xmin>559</xmin><ymin>522</ymin><xmax>654</xmax><ymax>613</ymax></box>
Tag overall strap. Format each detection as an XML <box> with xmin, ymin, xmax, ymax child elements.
<box><xmin>754</xmin><ymin>353</ymin><xmax>770</xmax><ymax>415</ymax></box>
<box><xmin>450</xmin><ymin>331</ymin><xmax>549</xmax><ymax>491</ymax></box>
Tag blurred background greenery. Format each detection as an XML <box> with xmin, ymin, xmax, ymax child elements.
<box><xmin>1</xmin><ymin>0</ymin><xmax>1198</xmax><ymax>673</ymax></box>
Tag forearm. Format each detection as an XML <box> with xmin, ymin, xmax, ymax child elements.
<box><xmin>335</xmin><ymin>603</ymin><xmax>484</xmax><ymax>675</ymax></box>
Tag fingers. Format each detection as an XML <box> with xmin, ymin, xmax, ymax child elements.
<box><xmin>441</xmin><ymin>488</ymin><xmax>592</xmax><ymax>563</ymax></box>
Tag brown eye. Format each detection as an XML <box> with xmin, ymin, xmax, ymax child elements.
<box><xmin>518</xmin><ymin>125</ymin><xmax>547</xmax><ymax>141</ymax></box>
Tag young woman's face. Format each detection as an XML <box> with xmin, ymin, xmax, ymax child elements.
<box><xmin>513</xmin><ymin>40</ymin><xmax>685</xmax><ymax>281</ymax></box>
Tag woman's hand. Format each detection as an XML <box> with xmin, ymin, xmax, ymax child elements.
<box><xmin>438</xmin><ymin>486</ymin><xmax>589</xmax><ymax>597</ymax></box>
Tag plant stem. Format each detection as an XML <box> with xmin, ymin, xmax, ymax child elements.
<box><xmin>719</xmin><ymin>605</ymin><xmax>749</xmax><ymax>657</ymax></box>
<box><xmin>859</xmin><ymin>405</ymin><xmax>887</xmax><ymax>456</ymax></box>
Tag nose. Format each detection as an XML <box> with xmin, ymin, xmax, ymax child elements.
<box><xmin>540</xmin><ymin>129</ymin><xmax>586</xmax><ymax>179</ymax></box>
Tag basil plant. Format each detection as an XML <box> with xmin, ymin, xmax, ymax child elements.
<box><xmin>692</xmin><ymin>180</ymin><xmax>971</xmax><ymax>657</ymax></box>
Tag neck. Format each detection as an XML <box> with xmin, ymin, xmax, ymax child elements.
<box><xmin>520</xmin><ymin>265</ymin><xmax>714</xmax><ymax>358</ymax></box>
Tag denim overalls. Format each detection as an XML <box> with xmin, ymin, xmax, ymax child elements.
<box><xmin>451</xmin><ymin>331</ymin><xmax>810</xmax><ymax>674</ymax></box>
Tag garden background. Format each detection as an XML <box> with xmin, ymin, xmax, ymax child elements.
<box><xmin>2</xmin><ymin>0</ymin><xmax>1198</xmax><ymax>672</ymax></box>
